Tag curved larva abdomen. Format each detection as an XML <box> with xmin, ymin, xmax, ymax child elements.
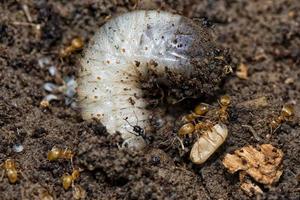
<box><xmin>190</xmin><ymin>123</ymin><xmax>228</xmax><ymax>164</ymax></box>
<box><xmin>78</xmin><ymin>10</ymin><xmax>223</xmax><ymax>146</ymax></box>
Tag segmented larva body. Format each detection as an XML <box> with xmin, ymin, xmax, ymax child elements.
<box><xmin>78</xmin><ymin>10</ymin><xmax>224</xmax><ymax>147</ymax></box>
<box><xmin>190</xmin><ymin>123</ymin><xmax>228</xmax><ymax>164</ymax></box>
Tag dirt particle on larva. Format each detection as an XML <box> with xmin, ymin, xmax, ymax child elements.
<box><xmin>128</xmin><ymin>97</ymin><xmax>135</xmax><ymax>105</ymax></box>
<box><xmin>134</xmin><ymin>61</ymin><xmax>140</xmax><ymax>67</ymax></box>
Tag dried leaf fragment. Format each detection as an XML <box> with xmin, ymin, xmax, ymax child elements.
<box><xmin>236</xmin><ymin>96</ymin><xmax>268</xmax><ymax>109</ymax></box>
<box><xmin>241</xmin><ymin>181</ymin><xmax>263</xmax><ymax>196</ymax></box>
<box><xmin>236</xmin><ymin>63</ymin><xmax>248</xmax><ymax>80</ymax></box>
<box><xmin>223</xmin><ymin>144</ymin><xmax>283</xmax><ymax>185</ymax></box>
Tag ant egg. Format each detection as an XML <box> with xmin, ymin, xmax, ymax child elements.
<box><xmin>190</xmin><ymin>123</ymin><xmax>228</xmax><ymax>164</ymax></box>
<box><xmin>78</xmin><ymin>10</ymin><xmax>229</xmax><ymax>148</ymax></box>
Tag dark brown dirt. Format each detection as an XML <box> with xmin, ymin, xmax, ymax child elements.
<box><xmin>0</xmin><ymin>0</ymin><xmax>299</xmax><ymax>200</ymax></box>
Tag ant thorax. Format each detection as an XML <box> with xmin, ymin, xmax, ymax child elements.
<box><xmin>123</xmin><ymin>117</ymin><xmax>146</xmax><ymax>138</ymax></box>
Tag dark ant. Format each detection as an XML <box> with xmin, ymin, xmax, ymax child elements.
<box><xmin>124</xmin><ymin>117</ymin><xmax>153</xmax><ymax>143</ymax></box>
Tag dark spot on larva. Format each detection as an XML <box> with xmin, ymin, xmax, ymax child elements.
<box><xmin>134</xmin><ymin>93</ymin><xmax>139</xmax><ymax>99</ymax></box>
<box><xmin>87</xmin><ymin>60</ymin><xmax>89</xmax><ymax>64</ymax></box>
<box><xmin>149</xmin><ymin>60</ymin><xmax>158</xmax><ymax>67</ymax></box>
<box><xmin>107</xmin><ymin>60</ymin><xmax>110</xmax><ymax>64</ymax></box>
<box><xmin>135</xmin><ymin>61</ymin><xmax>141</xmax><ymax>67</ymax></box>
<box><xmin>172</xmin><ymin>23</ymin><xmax>175</xmax><ymax>26</ymax></box>
<box><xmin>145</xmin><ymin>47</ymin><xmax>148</xmax><ymax>50</ymax></box>
<box><xmin>97</xmin><ymin>76</ymin><xmax>101</xmax><ymax>80</ymax></box>
<box><xmin>128</xmin><ymin>97</ymin><xmax>135</xmax><ymax>105</ymax></box>
<box><xmin>94</xmin><ymin>96</ymin><xmax>98</xmax><ymax>99</ymax></box>
<box><xmin>122</xmin><ymin>48</ymin><xmax>125</xmax><ymax>53</ymax></box>
<box><xmin>162</xmin><ymin>36</ymin><xmax>165</xmax><ymax>39</ymax></box>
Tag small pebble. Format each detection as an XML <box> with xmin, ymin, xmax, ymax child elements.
<box><xmin>49</xmin><ymin>66</ymin><xmax>57</xmax><ymax>76</ymax></box>
<box><xmin>43</xmin><ymin>83</ymin><xmax>58</xmax><ymax>93</ymax></box>
<box><xmin>13</xmin><ymin>144</ymin><xmax>24</xmax><ymax>153</ymax></box>
<box><xmin>38</xmin><ymin>57</ymin><xmax>51</xmax><ymax>68</ymax></box>
<box><xmin>44</xmin><ymin>94</ymin><xmax>59</xmax><ymax>102</ymax></box>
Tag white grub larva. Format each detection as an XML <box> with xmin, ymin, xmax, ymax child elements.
<box><xmin>190</xmin><ymin>123</ymin><xmax>228</xmax><ymax>164</ymax></box>
<box><xmin>78</xmin><ymin>10</ymin><xmax>229</xmax><ymax>149</ymax></box>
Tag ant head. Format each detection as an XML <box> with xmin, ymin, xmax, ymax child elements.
<box><xmin>124</xmin><ymin>117</ymin><xmax>145</xmax><ymax>137</ymax></box>
<box><xmin>133</xmin><ymin>125</ymin><xmax>144</xmax><ymax>134</ymax></box>
<box><xmin>220</xmin><ymin>95</ymin><xmax>231</xmax><ymax>106</ymax></box>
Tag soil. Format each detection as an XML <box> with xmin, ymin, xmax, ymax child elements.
<box><xmin>0</xmin><ymin>0</ymin><xmax>299</xmax><ymax>200</ymax></box>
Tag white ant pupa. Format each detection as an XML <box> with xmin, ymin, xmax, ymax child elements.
<box><xmin>190</xmin><ymin>123</ymin><xmax>228</xmax><ymax>164</ymax></box>
<box><xmin>78</xmin><ymin>10</ymin><xmax>228</xmax><ymax>149</ymax></box>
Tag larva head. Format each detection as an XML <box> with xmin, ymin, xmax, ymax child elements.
<box><xmin>136</xmin><ymin>11</ymin><xmax>230</xmax><ymax>100</ymax></box>
<box><xmin>78</xmin><ymin>10</ymin><xmax>230</xmax><ymax>144</ymax></box>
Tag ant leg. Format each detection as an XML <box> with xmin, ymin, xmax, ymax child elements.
<box><xmin>71</xmin><ymin>157</ymin><xmax>74</xmax><ymax>169</ymax></box>
<box><xmin>133</xmin><ymin>110</ymin><xmax>139</xmax><ymax>126</ymax></box>
<box><xmin>124</xmin><ymin>126</ymin><xmax>139</xmax><ymax>137</ymax></box>
<box><xmin>0</xmin><ymin>170</ymin><xmax>4</xmax><ymax>182</ymax></box>
<box><xmin>175</xmin><ymin>136</ymin><xmax>185</xmax><ymax>150</ymax></box>
<box><xmin>271</xmin><ymin>125</ymin><xmax>281</xmax><ymax>134</ymax></box>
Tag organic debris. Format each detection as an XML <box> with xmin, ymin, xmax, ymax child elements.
<box><xmin>240</xmin><ymin>181</ymin><xmax>263</xmax><ymax>196</ymax></box>
<box><xmin>223</xmin><ymin>144</ymin><xmax>283</xmax><ymax>185</ymax></box>
<box><xmin>236</xmin><ymin>63</ymin><xmax>248</xmax><ymax>80</ymax></box>
<box><xmin>41</xmin><ymin>76</ymin><xmax>77</xmax><ymax>107</ymax></box>
<box><xmin>236</xmin><ymin>96</ymin><xmax>268</xmax><ymax>109</ymax></box>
